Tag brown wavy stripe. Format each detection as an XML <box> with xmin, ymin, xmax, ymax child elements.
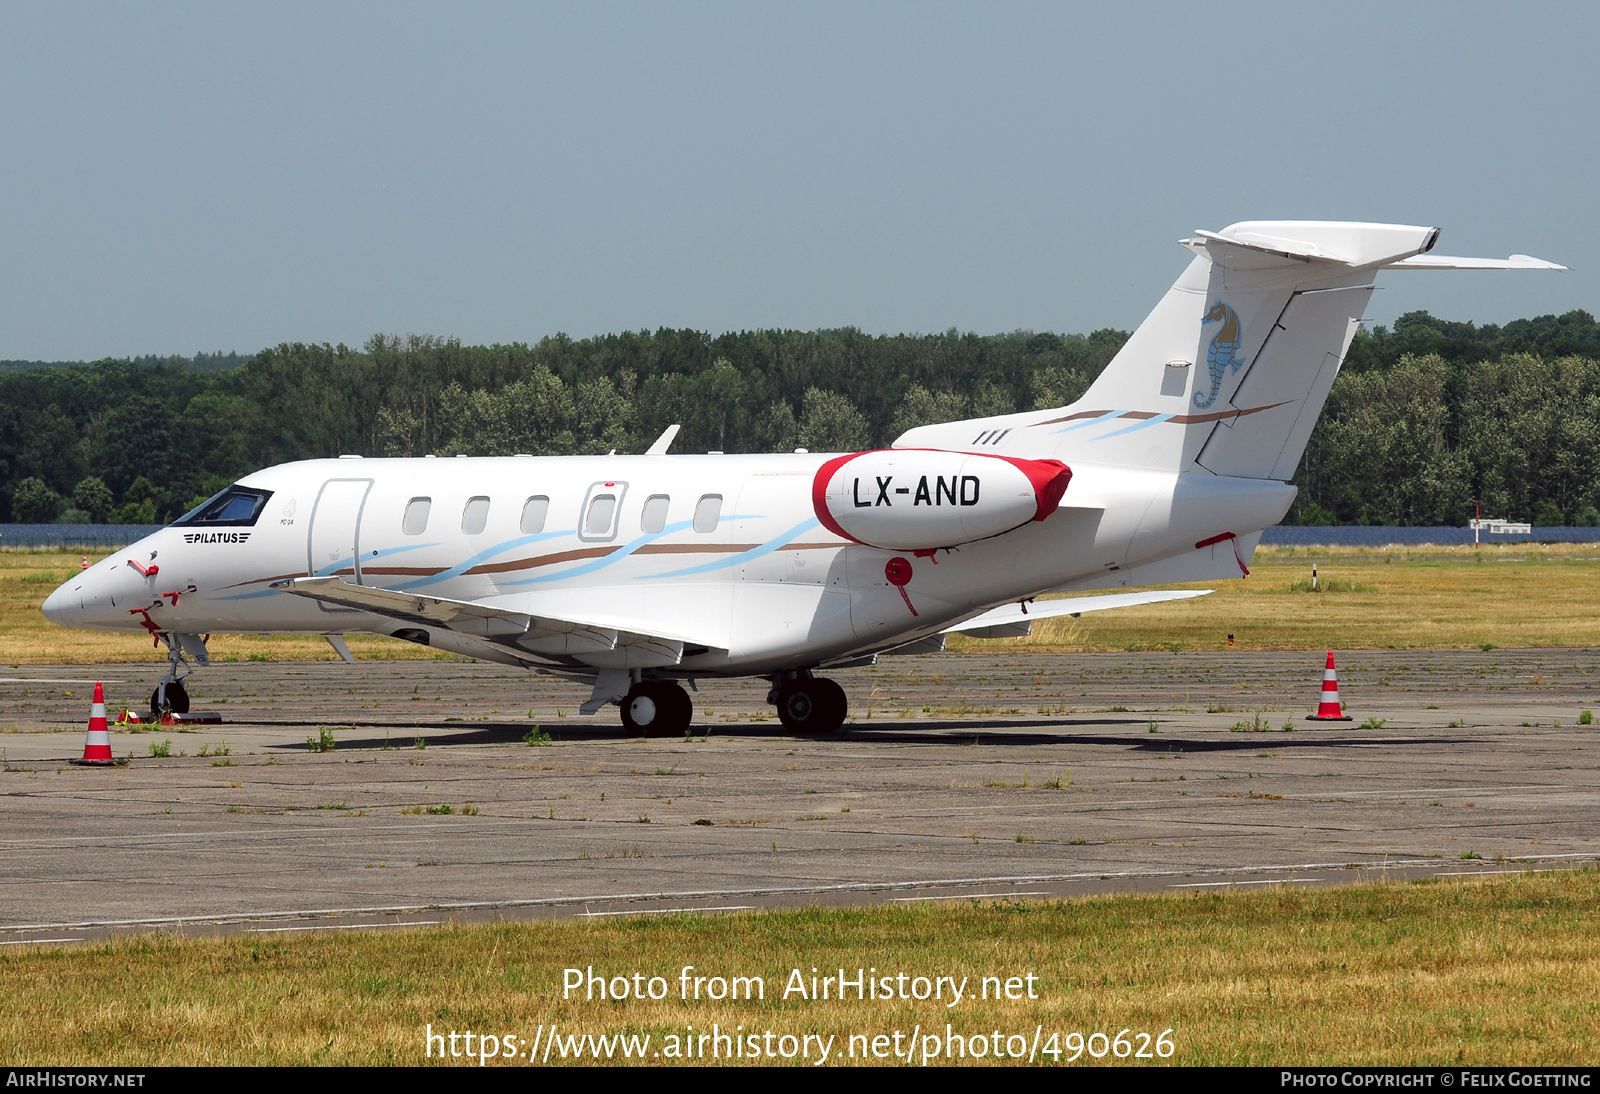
<box><xmin>1031</xmin><ymin>402</ymin><xmax>1289</xmax><ymax>427</ymax></box>
<box><xmin>634</xmin><ymin>543</ymin><xmax>759</xmax><ymax>556</ymax></box>
<box><xmin>465</xmin><ymin>546</ymin><xmax>617</xmax><ymax>576</ymax></box>
<box><xmin>1030</xmin><ymin>409</ymin><xmax>1115</xmax><ymax>426</ymax></box>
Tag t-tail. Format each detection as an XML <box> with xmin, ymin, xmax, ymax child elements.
<box><xmin>1043</xmin><ymin>221</ymin><xmax>1565</xmax><ymax>477</ymax></box>
<box><xmin>898</xmin><ymin>220</ymin><xmax>1564</xmax><ymax>481</ymax></box>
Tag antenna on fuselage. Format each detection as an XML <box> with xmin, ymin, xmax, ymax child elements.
<box><xmin>646</xmin><ymin>423</ymin><xmax>681</xmax><ymax>455</ymax></box>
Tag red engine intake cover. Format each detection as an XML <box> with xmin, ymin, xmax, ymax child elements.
<box><xmin>811</xmin><ymin>449</ymin><xmax>1071</xmax><ymax>551</ymax></box>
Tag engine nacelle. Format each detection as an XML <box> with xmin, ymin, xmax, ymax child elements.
<box><xmin>812</xmin><ymin>449</ymin><xmax>1071</xmax><ymax>550</ymax></box>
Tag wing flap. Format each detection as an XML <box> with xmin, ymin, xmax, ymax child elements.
<box><xmin>944</xmin><ymin>589</ymin><xmax>1211</xmax><ymax>637</ymax></box>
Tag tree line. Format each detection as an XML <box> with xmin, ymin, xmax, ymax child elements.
<box><xmin>1</xmin><ymin>311</ymin><xmax>1597</xmax><ymax>527</ymax></box>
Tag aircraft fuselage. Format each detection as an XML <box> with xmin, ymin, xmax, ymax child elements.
<box><xmin>42</xmin><ymin>450</ymin><xmax>1292</xmax><ymax>678</ymax></box>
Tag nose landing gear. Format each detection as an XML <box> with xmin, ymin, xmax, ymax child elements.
<box><xmin>772</xmin><ymin>675</ymin><xmax>848</xmax><ymax>736</ymax></box>
<box><xmin>621</xmin><ymin>680</ymin><xmax>694</xmax><ymax>738</ymax></box>
<box><xmin>150</xmin><ymin>632</ymin><xmax>208</xmax><ymax>718</ymax></box>
<box><xmin>151</xmin><ymin>679</ymin><xmax>190</xmax><ymax>716</ymax></box>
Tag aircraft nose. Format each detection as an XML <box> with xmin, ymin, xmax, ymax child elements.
<box><xmin>41</xmin><ymin>581</ymin><xmax>74</xmax><ymax>625</ymax></box>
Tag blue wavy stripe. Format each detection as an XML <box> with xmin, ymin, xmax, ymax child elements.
<box><xmin>1053</xmin><ymin>410</ymin><xmax>1124</xmax><ymax>434</ymax></box>
<box><xmin>498</xmin><ymin>521</ymin><xmax>696</xmax><ymax>586</ymax></box>
<box><xmin>645</xmin><ymin>516</ymin><xmax>822</xmax><ymax>579</ymax></box>
<box><xmin>390</xmin><ymin>530</ymin><xmax>576</xmax><ymax>591</ymax></box>
<box><xmin>1094</xmin><ymin>412</ymin><xmax>1174</xmax><ymax>439</ymax></box>
<box><xmin>223</xmin><ymin>543</ymin><xmax>442</xmax><ymax>598</ymax></box>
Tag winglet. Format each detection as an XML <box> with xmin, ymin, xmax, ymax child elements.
<box><xmin>646</xmin><ymin>424</ymin><xmax>681</xmax><ymax>455</ymax></box>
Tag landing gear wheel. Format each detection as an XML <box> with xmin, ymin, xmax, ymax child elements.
<box><xmin>776</xmin><ymin>678</ymin><xmax>847</xmax><ymax>736</ymax></box>
<box><xmin>620</xmin><ymin>681</ymin><xmax>693</xmax><ymax>738</ymax></box>
<box><xmin>150</xmin><ymin>680</ymin><xmax>190</xmax><ymax>717</ymax></box>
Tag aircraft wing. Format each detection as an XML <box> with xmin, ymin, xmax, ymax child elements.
<box><xmin>944</xmin><ymin>589</ymin><xmax>1212</xmax><ymax>638</ymax></box>
<box><xmin>269</xmin><ymin>576</ymin><xmax>722</xmax><ymax>662</ymax></box>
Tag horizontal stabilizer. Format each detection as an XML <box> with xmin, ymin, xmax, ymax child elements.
<box><xmin>1383</xmin><ymin>253</ymin><xmax>1567</xmax><ymax>271</ymax></box>
<box><xmin>1183</xmin><ymin>222</ymin><xmax>1441</xmax><ymax>270</ymax></box>
<box><xmin>1188</xmin><ymin>228</ymin><xmax>1349</xmax><ymax>264</ymax></box>
<box><xmin>945</xmin><ymin>588</ymin><xmax>1211</xmax><ymax>638</ymax></box>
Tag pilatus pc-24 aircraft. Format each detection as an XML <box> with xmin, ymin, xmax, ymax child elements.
<box><xmin>44</xmin><ymin>221</ymin><xmax>1562</xmax><ymax>735</ymax></box>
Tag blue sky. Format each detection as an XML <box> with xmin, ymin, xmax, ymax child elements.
<box><xmin>1</xmin><ymin>2</ymin><xmax>1594</xmax><ymax>359</ymax></box>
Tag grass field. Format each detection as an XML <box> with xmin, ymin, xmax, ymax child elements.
<box><xmin>964</xmin><ymin>542</ymin><xmax>1600</xmax><ymax>654</ymax></box>
<box><xmin>1</xmin><ymin>870</ymin><xmax>1596</xmax><ymax>1066</ymax></box>
<box><xmin>6</xmin><ymin>543</ymin><xmax>1600</xmax><ymax>664</ymax></box>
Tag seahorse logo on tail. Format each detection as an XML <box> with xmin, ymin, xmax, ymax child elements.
<box><xmin>1194</xmin><ymin>300</ymin><xmax>1246</xmax><ymax>409</ymax></box>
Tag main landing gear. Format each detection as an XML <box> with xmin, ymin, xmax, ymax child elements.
<box><xmin>615</xmin><ymin>672</ymin><xmax>850</xmax><ymax>738</ymax></box>
<box><xmin>771</xmin><ymin>674</ymin><xmax>848</xmax><ymax>736</ymax></box>
<box><xmin>621</xmin><ymin>680</ymin><xmax>694</xmax><ymax>738</ymax></box>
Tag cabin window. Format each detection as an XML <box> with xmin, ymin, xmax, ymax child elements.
<box><xmin>640</xmin><ymin>494</ymin><xmax>669</xmax><ymax>533</ymax></box>
<box><xmin>693</xmin><ymin>494</ymin><xmax>722</xmax><ymax>533</ymax></box>
<box><xmin>578</xmin><ymin>481</ymin><xmax>627</xmax><ymax>540</ymax></box>
<box><xmin>520</xmin><ymin>495</ymin><xmax>549</xmax><ymax>534</ymax></box>
<box><xmin>585</xmin><ymin>494</ymin><xmax>617</xmax><ymax>535</ymax></box>
<box><xmin>402</xmin><ymin>497</ymin><xmax>431</xmax><ymax>535</ymax></box>
<box><xmin>461</xmin><ymin>496</ymin><xmax>490</xmax><ymax>535</ymax></box>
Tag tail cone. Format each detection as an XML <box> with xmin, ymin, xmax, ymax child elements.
<box><xmin>70</xmin><ymin>682</ymin><xmax>124</xmax><ymax>766</ymax></box>
<box><xmin>1306</xmin><ymin>651</ymin><xmax>1353</xmax><ymax>721</ymax></box>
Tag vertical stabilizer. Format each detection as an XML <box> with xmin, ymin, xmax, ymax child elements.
<box><xmin>895</xmin><ymin>222</ymin><xmax>1561</xmax><ymax>482</ymax></box>
<box><xmin>1046</xmin><ymin>221</ymin><xmax>1441</xmax><ymax>477</ymax></box>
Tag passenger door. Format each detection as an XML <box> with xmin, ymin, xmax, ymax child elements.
<box><xmin>307</xmin><ymin>478</ymin><xmax>374</xmax><ymax>610</ymax></box>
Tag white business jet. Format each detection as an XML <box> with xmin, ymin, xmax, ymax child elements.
<box><xmin>42</xmin><ymin>222</ymin><xmax>1561</xmax><ymax>735</ymax></box>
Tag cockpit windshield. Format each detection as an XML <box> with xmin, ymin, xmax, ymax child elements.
<box><xmin>174</xmin><ymin>486</ymin><xmax>274</xmax><ymax>527</ymax></box>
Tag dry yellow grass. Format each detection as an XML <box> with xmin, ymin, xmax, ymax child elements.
<box><xmin>0</xmin><ymin>548</ymin><xmax>432</xmax><ymax>665</ymax></box>
<box><xmin>1</xmin><ymin>870</ymin><xmax>1596</xmax><ymax>1065</ymax></box>
<box><xmin>950</xmin><ymin>543</ymin><xmax>1600</xmax><ymax>653</ymax></box>
<box><xmin>8</xmin><ymin>543</ymin><xmax>1600</xmax><ymax>665</ymax></box>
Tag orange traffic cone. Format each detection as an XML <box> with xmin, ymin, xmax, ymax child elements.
<box><xmin>70</xmin><ymin>682</ymin><xmax>124</xmax><ymax>766</ymax></box>
<box><xmin>1306</xmin><ymin>651</ymin><xmax>1352</xmax><ymax>721</ymax></box>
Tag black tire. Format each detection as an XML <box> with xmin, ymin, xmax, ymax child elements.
<box><xmin>812</xmin><ymin>677</ymin><xmax>847</xmax><ymax>729</ymax></box>
<box><xmin>656</xmin><ymin>682</ymin><xmax>693</xmax><ymax>737</ymax></box>
<box><xmin>776</xmin><ymin>678</ymin><xmax>846</xmax><ymax>735</ymax></box>
<box><xmin>620</xmin><ymin>682</ymin><xmax>692</xmax><ymax>738</ymax></box>
<box><xmin>150</xmin><ymin>680</ymin><xmax>190</xmax><ymax>716</ymax></box>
